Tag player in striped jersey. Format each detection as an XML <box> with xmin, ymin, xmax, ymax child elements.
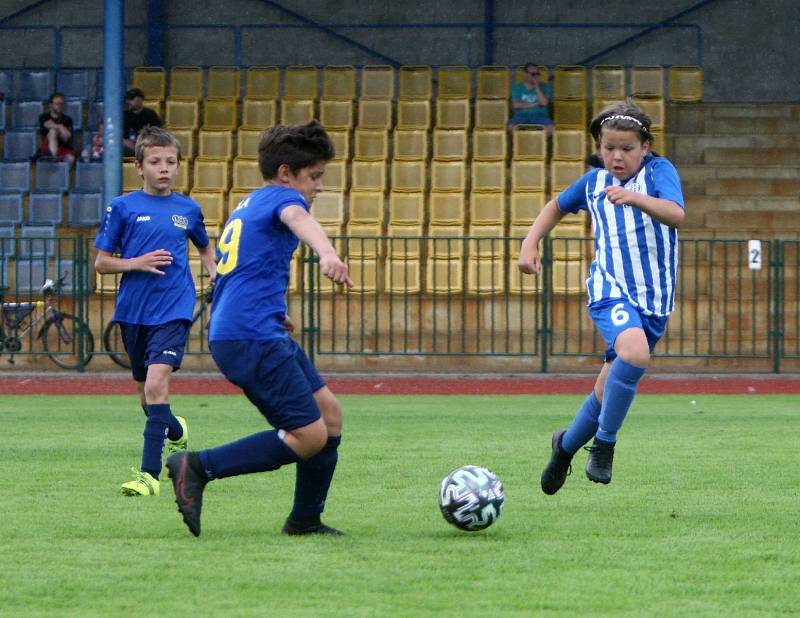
<box><xmin>519</xmin><ymin>103</ymin><xmax>685</xmax><ymax>493</ymax></box>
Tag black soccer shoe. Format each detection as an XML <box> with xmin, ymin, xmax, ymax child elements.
<box><xmin>166</xmin><ymin>451</ymin><xmax>208</xmax><ymax>537</ymax></box>
<box><xmin>584</xmin><ymin>438</ymin><xmax>615</xmax><ymax>484</ymax></box>
<box><xmin>540</xmin><ymin>429</ymin><xmax>573</xmax><ymax>495</ymax></box>
<box><xmin>282</xmin><ymin>518</ymin><xmax>345</xmax><ymax>537</ymax></box>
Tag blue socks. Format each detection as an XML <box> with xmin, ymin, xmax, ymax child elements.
<box><xmin>141</xmin><ymin>403</ymin><xmax>171</xmax><ymax>478</ymax></box>
<box><xmin>198</xmin><ymin>430</ymin><xmax>300</xmax><ymax>479</ymax></box>
<box><xmin>596</xmin><ymin>358</ymin><xmax>646</xmax><ymax>443</ymax></box>
<box><xmin>141</xmin><ymin>404</ymin><xmax>184</xmax><ymax>441</ymax></box>
<box><xmin>290</xmin><ymin>435</ymin><xmax>341</xmax><ymax>523</ymax></box>
<box><xmin>561</xmin><ymin>393</ymin><xmax>601</xmax><ymax>454</ymax></box>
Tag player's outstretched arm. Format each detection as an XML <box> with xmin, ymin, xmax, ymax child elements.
<box><xmin>518</xmin><ymin>199</ymin><xmax>564</xmax><ymax>275</ymax></box>
<box><xmin>280</xmin><ymin>205</ymin><xmax>353</xmax><ymax>288</ymax></box>
<box><xmin>94</xmin><ymin>248</ymin><xmax>174</xmax><ymax>276</ymax></box>
<box><xmin>197</xmin><ymin>244</ymin><xmax>218</xmax><ymax>285</ymax></box>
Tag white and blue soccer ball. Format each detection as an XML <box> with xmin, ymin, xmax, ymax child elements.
<box><xmin>438</xmin><ymin>464</ymin><xmax>505</xmax><ymax>531</ymax></box>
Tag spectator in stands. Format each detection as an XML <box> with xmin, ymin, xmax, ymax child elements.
<box><xmin>123</xmin><ymin>87</ymin><xmax>162</xmax><ymax>157</ymax></box>
<box><xmin>81</xmin><ymin>121</ymin><xmax>104</xmax><ymax>162</ymax></box>
<box><xmin>585</xmin><ymin>153</ymin><xmax>603</xmax><ymax>170</ymax></box>
<box><xmin>38</xmin><ymin>92</ymin><xmax>75</xmax><ymax>163</ymax></box>
<box><xmin>508</xmin><ymin>63</ymin><xmax>554</xmax><ymax>134</ymax></box>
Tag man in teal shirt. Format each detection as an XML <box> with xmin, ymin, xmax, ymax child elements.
<box><xmin>508</xmin><ymin>62</ymin><xmax>554</xmax><ymax>133</ymax></box>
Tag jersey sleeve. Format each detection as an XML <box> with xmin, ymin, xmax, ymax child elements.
<box><xmin>556</xmin><ymin>171</ymin><xmax>593</xmax><ymax>214</ymax></box>
<box><xmin>188</xmin><ymin>205</ymin><xmax>210</xmax><ymax>249</ymax></box>
<box><xmin>651</xmin><ymin>158</ymin><xmax>685</xmax><ymax>208</ymax></box>
<box><xmin>94</xmin><ymin>199</ymin><xmax>127</xmax><ymax>253</ymax></box>
<box><xmin>273</xmin><ymin>190</ymin><xmax>310</xmax><ymax>221</ymax></box>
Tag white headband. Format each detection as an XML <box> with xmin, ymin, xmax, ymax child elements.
<box><xmin>600</xmin><ymin>114</ymin><xmax>644</xmax><ymax>127</ymax></box>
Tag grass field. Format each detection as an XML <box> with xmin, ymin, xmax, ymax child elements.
<box><xmin>1</xmin><ymin>393</ymin><xmax>798</xmax><ymax>617</ymax></box>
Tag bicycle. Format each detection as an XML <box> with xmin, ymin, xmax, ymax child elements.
<box><xmin>103</xmin><ymin>286</ymin><xmax>214</xmax><ymax>369</ymax></box>
<box><xmin>0</xmin><ymin>276</ymin><xmax>95</xmax><ymax>370</ymax></box>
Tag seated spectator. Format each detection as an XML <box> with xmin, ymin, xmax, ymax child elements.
<box><xmin>123</xmin><ymin>87</ymin><xmax>162</xmax><ymax>157</ymax></box>
<box><xmin>508</xmin><ymin>63</ymin><xmax>553</xmax><ymax>134</ymax></box>
<box><xmin>81</xmin><ymin>121</ymin><xmax>104</xmax><ymax>162</ymax></box>
<box><xmin>585</xmin><ymin>153</ymin><xmax>603</xmax><ymax>170</ymax></box>
<box><xmin>38</xmin><ymin>92</ymin><xmax>75</xmax><ymax>163</ymax></box>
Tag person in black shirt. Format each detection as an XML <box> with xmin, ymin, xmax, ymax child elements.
<box><xmin>39</xmin><ymin>92</ymin><xmax>75</xmax><ymax>163</ymax></box>
<box><xmin>123</xmin><ymin>87</ymin><xmax>162</xmax><ymax>157</ymax></box>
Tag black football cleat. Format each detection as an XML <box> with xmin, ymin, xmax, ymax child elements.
<box><xmin>166</xmin><ymin>451</ymin><xmax>208</xmax><ymax>537</ymax></box>
<box><xmin>584</xmin><ymin>438</ymin><xmax>615</xmax><ymax>484</ymax></box>
<box><xmin>540</xmin><ymin>429</ymin><xmax>573</xmax><ymax>495</ymax></box>
<box><xmin>282</xmin><ymin>518</ymin><xmax>345</xmax><ymax>537</ymax></box>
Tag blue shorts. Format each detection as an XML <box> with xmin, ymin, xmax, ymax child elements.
<box><xmin>210</xmin><ymin>337</ymin><xmax>325</xmax><ymax>431</ymax></box>
<box><xmin>119</xmin><ymin>320</ymin><xmax>191</xmax><ymax>382</ymax></box>
<box><xmin>589</xmin><ymin>298</ymin><xmax>668</xmax><ymax>363</ymax></box>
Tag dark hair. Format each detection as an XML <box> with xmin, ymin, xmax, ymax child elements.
<box><xmin>126</xmin><ymin>87</ymin><xmax>145</xmax><ymax>100</ymax></box>
<box><xmin>134</xmin><ymin>126</ymin><xmax>182</xmax><ymax>163</ymax></box>
<box><xmin>589</xmin><ymin>102</ymin><xmax>654</xmax><ymax>144</ymax></box>
<box><xmin>523</xmin><ymin>62</ymin><xmax>538</xmax><ymax>72</ymax></box>
<box><xmin>48</xmin><ymin>92</ymin><xmax>65</xmax><ymax>103</ymax></box>
<box><xmin>257</xmin><ymin>121</ymin><xmax>335</xmax><ymax>180</ymax></box>
<box><xmin>585</xmin><ymin>153</ymin><xmax>604</xmax><ymax>168</ymax></box>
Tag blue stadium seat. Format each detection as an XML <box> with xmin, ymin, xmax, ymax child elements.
<box><xmin>28</xmin><ymin>192</ymin><xmax>64</xmax><ymax>225</ymax></box>
<box><xmin>0</xmin><ymin>70</ymin><xmax>13</xmax><ymax>100</ymax></box>
<box><xmin>0</xmin><ymin>225</ymin><xmax>15</xmax><ymax>258</ymax></box>
<box><xmin>57</xmin><ymin>70</ymin><xmax>89</xmax><ymax>100</ymax></box>
<box><xmin>64</xmin><ymin>98</ymin><xmax>83</xmax><ymax>131</ymax></box>
<box><xmin>88</xmin><ymin>100</ymin><xmax>104</xmax><ymax>130</ymax></box>
<box><xmin>35</xmin><ymin>160</ymin><xmax>70</xmax><ymax>193</ymax></box>
<box><xmin>19</xmin><ymin>224</ymin><xmax>56</xmax><ymax>257</ymax></box>
<box><xmin>0</xmin><ymin>100</ymin><xmax>5</xmax><ymax>131</ymax></box>
<box><xmin>11</xmin><ymin>100</ymin><xmax>43</xmax><ymax>129</ymax></box>
<box><xmin>3</xmin><ymin>131</ymin><xmax>38</xmax><ymax>161</ymax></box>
<box><xmin>0</xmin><ymin>194</ymin><xmax>23</xmax><ymax>225</ymax></box>
<box><xmin>0</xmin><ymin>257</ymin><xmax>8</xmax><ymax>290</ymax></box>
<box><xmin>53</xmin><ymin>258</ymin><xmax>75</xmax><ymax>292</ymax></box>
<box><xmin>13</xmin><ymin>256</ymin><xmax>49</xmax><ymax>292</ymax></box>
<box><xmin>75</xmin><ymin>161</ymin><xmax>103</xmax><ymax>192</ymax></box>
<box><xmin>17</xmin><ymin>70</ymin><xmax>52</xmax><ymax>100</ymax></box>
<box><xmin>68</xmin><ymin>192</ymin><xmax>103</xmax><ymax>227</ymax></box>
<box><xmin>0</xmin><ymin>161</ymin><xmax>31</xmax><ymax>192</ymax></box>
<box><xmin>94</xmin><ymin>70</ymin><xmax>104</xmax><ymax>100</ymax></box>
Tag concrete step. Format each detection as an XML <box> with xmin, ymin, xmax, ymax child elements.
<box><xmin>679</xmin><ymin>165</ymin><xmax>800</xmax><ymax>196</ymax></box>
<box><xmin>705</xmin><ymin>178</ymin><xmax>800</xmax><ymax>197</ymax></box>
<box><xmin>704</xmin><ymin>210</ymin><xmax>800</xmax><ymax>233</ymax></box>
<box><xmin>666</xmin><ymin>103</ymin><xmax>800</xmax><ymax>132</ymax></box>
<box><xmin>703</xmin><ymin>147</ymin><xmax>800</xmax><ymax>165</ymax></box>
<box><xmin>704</xmin><ymin>117</ymin><xmax>800</xmax><ymax>134</ymax></box>
<box><xmin>668</xmin><ymin>134</ymin><xmax>800</xmax><ymax>164</ymax></box>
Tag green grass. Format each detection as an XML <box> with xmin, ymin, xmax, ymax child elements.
<box><xmin>0</xmin><ymin>393</ymin><xmax>798</xmax><ymax>617</ymax></box>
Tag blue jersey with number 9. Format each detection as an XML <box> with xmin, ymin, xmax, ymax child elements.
<box><xmin>209</xmin><ymin>185</ymin><xmax>308</xmax><ymax>341</ymax></box>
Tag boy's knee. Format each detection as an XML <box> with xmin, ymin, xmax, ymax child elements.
<box><xmin>314</xmin><ymin>389</ymin><xmax>343</xmax><ymax>435</ymax></box>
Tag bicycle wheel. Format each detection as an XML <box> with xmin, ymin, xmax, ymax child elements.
<box><xmin>103</xmin><ymin>320</ymin><xmax>131</xmax><ymax>369</ymax></box>
<box><xmin>41</xmin><ymin>313</ymin><xmax>95</xmax><ymax>370</ymax></box>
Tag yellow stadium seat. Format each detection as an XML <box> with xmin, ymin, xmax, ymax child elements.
<box><xmin>322</xmin><ymin>65</ymin><xmax>356</xmax><ymax>100</ymax></box>
<box><xmin>474</xmin><ymin>99</ymin><xmax>508</xmax><ymax>129</ymax></box>
<box><xmin>171</xmin><ymin>128</ymin><xmax>195</xmax><ymax>159</ymax></box>
<box><xmin>354</xmin><ymin>129</ymin><xmax>388</xmax><ymax>161</ymax></box>
<box><xmin>361</xmin><ymin>65</ymin><xmax>395</xmax><ymax>99</ymax></box>
<box><xmin>241</xmin><ymin>98</ymin><xmax>277</xmax><ymax>129</ymax></box>
<box><xmin>553</xmin><ymin>129</ymin><xmax>587</xmax><ymax>161</ymax></box>
<box><xmin>510</xmin><ymin>160</ymin><xmax>546</xmax><ymax>192</ymax></box>
<box><xmin>322</xmin><ymin>160</ymin><xmax>347</xmax><ymax>192</ymax></box>
<box><xmin>95</xmin><ymin>270</ymin><xmax>121</xmax><ymax>293</ymax></box>
<box><xmin>651</xmin><ymin>129</ymin><xmax>666</xmax><ymax>156</ymax></box>
<box><xmin>437</xmin><ymin>66</ymin><xmax>472</xmax><ymax>99</ymax></box>
<box><xmin>592</xmin><ymin>97</ymin><xmax>626</xmax><ymax>117</ymax></box>
<box><xmin>393</xmin><ymin>129</ymin><xmax>428</xmax><ymax>161</ymax></box>
<box><xmin>348</xmin><ymin>190</ymin><xmax>384</xmax><ymax>223</ymax></box>
<box><xmin>429</xmin><ymin>192</ymin><xmax>465</xmax><ymax>225</ymax></box>
<box><xmin>165</xmin><ymin>99</ymin><xmax>199</xmax><ymax>129</ymax></box>
<box><xmin>399</xmin><ymin>65</ymin><xmax>432</xmax><ymax>100</ymax></box>
<box><xmin>427</xmin><ymin>223</ymin><xmax>465</xmax><ymax>258</ymax></box>
<box><xmin>142</xmin><ymin>99</ymin><xmax>163</xmax><ymax>118</ymax></box>
<box><xmin>190</xmin><ymin>190</ymin><xmax>226</xmax><ymax>226</ymax></box>
<box><xmin>512</xmin><ymin>124</ymin><xmax>547</xmax><ymax>160</ymax></box>
<box><xmin>193</xmin><ymin>159</ymin><xmax>229</xmax><ymax>191</ymax></box>
<box><xmin>198</xmin><ymin>130</ymin><xmax>233</xmax><ymax>160</ymax></box>
<box><xmin>472</xmin><ymin>129</ymin><xmax>507</xmax><ymax>161</ymax></box>
<box><xmin>510</xmin><ymin>191</ymin><xmax>545</xmax><ymax>224</ymax></box>
<box><xmin>327</xmin><ymin>129</ymin><xmax>350</xmax><ymax>161</ymax></box>
<box><xmin>358</xmin><ymin>99</ymin><xmax>392</xmax><ymax>129</ymax></box>
<box><xmin>468</xmin><ymin>224</ymin><xmax>505</xmax><ymax>259</ymax></box>
<box><xmin>551</xmin><ymin>221</ymin><xmax>586</xmax><ymax>260</ymax></box>
<box><xmin>232</xmin><ymin>158</ymin><xmax>263</xmax><ymax>191</ymax></box>
<box><xmin>471</xmin><ymin>160</ymin><xmax>506</xmax><ymax>193</ymax></box>
<box><xmin>509</xmin><ymin>241</ymin><xmax>543</xmax><ymax>294</ymax></box>
<box><xmin>203</xmin><ymin>98</ymin><xmax>237</xmax><ymax>130</ymax></box>
<box><xmin>122</xmin><ymin>161</ymin><xmax>140</xmax><ymax>192</ymax></box>
<box><xmin>397</xmin><ymin>99</ymin><xmax>430</xmax><ymax>130</ymax></box>
<box><xmin>391</xmin><ymin>160</ymin><xmax>426</xmax><ymax>193</ymax></box>
<box><xmin>207</xmin><ymin>66</ymin><xmax>241</xmax><ymax>100</ymax></box>
<box><xmin>174</xmin><ymin>160</ymin><xmax>190</xmax><ymax>193</ymax></box>
<box><xmin>228</xmin><ymin>188</ymin><xmax>252</xmax><ymax>213</ymax></box>
<box><xmin>632</xmin><ymin>94</ymin><xmax>665</xmax><ymax>130</ymax></box>
<box><xmin>469</xmin><ymin>192</ymin><xmax>506</xmax><ymax>225</ymax></box>
<box><xmin>169</xmin><ymin>66</ymin><xmax>203</xmax><ymax>100</ymax></box>
<box><xmin>668</xmin><ymin>65</ymin><xmax>703</xmax><ymax>102</ymax></box>
<box><xmin>132</xmin><ymin>66</ymin><xmax>166</xmax><ymax>101</ymax></box>
<box><xmin>550</xmin><ymin>161</ymin><xmax>584</xmax><ymax>193</ymax></box>
<box><xmin>389</xmin><ymin>192</ymin><xmax>425</xmax><ymax>225</ymax></box>
<box><xmin>433</xmin><ymin>129</ymin><xmax>467</xmax><ymax>161</ymax></box>
<box><xmin>591</xmin><ymin>65</ymin><xmax>625</xmax><ymax>101</ymax></box>
<box><xmin>284</xmin><ymin>65</ymin><xmax>318</xmax><ymax>100</ymax></box>
<box><xmin>281</xmin><ymin>99</ymin><xmax>315</xmax><ymax>125</ymax></box>
<box><xmin>554</xmin><ymin>65</ymin><xmax>587</xmax><ymax>100</ymax></box>
<box><xmin>346</xmin><ymin>222</ymin><xmax>384</xmax><ymax>258</ymax></box>
<box><xmin>346</xmin><ymin>258</ymin><xmax>379</xmax><ymax>294</ymax></box>
<box><xmin>476</xmin><ymin>65</ymin><xmax>509</xmax><ymax>99</ymax></box>
<box><xmin>245</xmin><ymin>66</ymin><xmax>280</xmax><ymax>100</ymax></box>
<box><xmin>553</xmin><ymin>100</ymin><xmax>587</xmax><ymax>130</ymax></box>
<box><xmin>236</xmin><ymin>128</ymin><xmax>262</xmax><ymax>159</ymax></box>
<box><xmin>426</xmin><ymin>258</ymin><xmax>463</xmax><ymax>294</ymax></box>
<box><xmin>351</xmin><ymin>160</ymin><xmax>386</xmax><ymax>191</ymax></box>
<box><xmin>387</xmin><ymin>223</ymin><xmax>424</xmax><ymax>258</ymax></box>
<box><xmin>467</xmin><ymin>258</ymin><xmax>504</xmax><ymax>295</ymax></box>
<box><xmin>320</xmin><ymin>99</ymin><xmax>353</xmax><ymax>129</ymax></box>
<box><xmin>435</xmin><ymin>98</ymin><xmax>470</xmax><ymax>129</ymax></box>
<box><xmin>431</xmin><ymin>160</ymin><xmax>466</xmax><ymax>193</ymax></box>
<box><xmin>631</xmin><ymin>65</ymin><xmax>664</xmax><ymax>97</ymax></box>
<box><xmin>313</xmin><ymin>192</ymin><xmax>345</xmax><ymax>224</ymax></box>
<box><xmin>385</xmin><ymin>258</ymin><xmax>421</xmax><ymax>294</ymax></box>
<box><xmin>552</xmin><ymin>258</ymin><xmax>587</xmax><ymax>295</ymax></box>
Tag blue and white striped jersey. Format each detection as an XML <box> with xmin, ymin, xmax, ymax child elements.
<box><xmin>557</xmin><ymin>155</ymin><xmax>684</xmax><ymax>317</ymax></box>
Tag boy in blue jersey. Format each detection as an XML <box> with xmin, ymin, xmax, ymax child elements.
<box><xmin>95</xmin><ymin>126</ymin><xmax>217</xmax><ymax>497</ymax></box>
<box><xmin>518</xmin><ymin>104</ymin><xmax>685</xmax><ymax>493</ymax></box>
<box><xmin>165</xmin><ymin>121</ymin><xmax>352</xmax><ymax>537</ymax></box>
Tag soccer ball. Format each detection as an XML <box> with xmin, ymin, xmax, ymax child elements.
<box><xmin>438</xmin><ymin>465</ymin><xmax>505</xmax><ymax>531</ymax></box>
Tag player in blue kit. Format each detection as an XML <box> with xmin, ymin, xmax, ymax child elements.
<box><xmin>94</xmin><ymin>126</ymin><xmax>217</xmax><ymax>496</ymax></box>
<box><xmin>518</xmin><ymin>103</ymin><xmax>685</xmax><ymax>493</ymax></box>
<box><xmin>166</xmin><ymin>121</ymin><xmax>352</xmax><ymax>537</ymax></box>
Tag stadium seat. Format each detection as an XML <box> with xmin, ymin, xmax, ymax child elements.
<box><xmin>64</xmin><ymin>98</ymin><xmax>83</xmax><ymax>130</ymax></box>
<box><xmin>435</xmin><ymin>98</ymin><xmax>471</xmax><ymax>129</ymax></box>
<box><xmin>236</xmin><ymin>128</ymin><xmax>262</xmax><ymax>159</ymax></box>
<box><xmin>510</xmin><ymin>160</ymin><xmax>546</xmax><ymax>192</ymax></box>
<box><xmin>12</xmin><ymin>100</ymin><xmax>43</xmax><ymax>128</ymax></box>
<box><xmin>433</xmin><ymin>129</ymin><xmax>467</xmax><ymax>161</ymax></box>
<box><xmin>132</xmin><ymin>66</ymin><xmax>167</xmax><ymax>101</ymax></box>
<box><xmin>631</xmin><ymin>65</ymin><xmax>665</xmax><ymax>97</ymax></box>
<box><xmin>0</xmin><ymin>161</ymin><xmax>31</xmax><ymax>192</ymax></box>
<box><xmin>231</xmin><ymin>158</ymin><xmax>261</xmax><ymax>191</ymax></box>
<box><xmin>360</xmin><ymin>65</ymin><xmax>395</xmax><ymax>99</ymax></box>
<box><xmin>391</xmin><ymin>160</ymin><xmax>426</xmax><ymax>193</ymax></box>
<box><xmin>427</xmin><ymin>223</ymin><xmax>465</xmax><ymax>259</ymax></box>
<box><xmin>322</xmin><ymin>65</ymin><xmax>356</xmax><ymax>100</ymax></box>
<box><xmin>468</xmin><ymin>224</ymin><xmax>506</xmax><ymax>259</ymax></box>
<box><xmin>387</xmin><ymin>222</ymin><xmax>424</xmax><ymax>258</ymax></box>
<box><xmin>651</xmin><ymin>129</ymin><xmax>666</xmax><ymax>156</ymax></box>
<box><xmin>668</xmin><ymin>65</ymin><xmax>703</xmax><ymax>102</ymax></box>
<box><xmin>632</xmin><ymin>94</ymin><xmax>665</xmax><ymax>130</ymax></box>
<box><xmin>592</xmin><ymin>97</ymin><xmax>626</xmax><ymax>117</ymax></box>
<box><xmin>193</xmin><ymin>159</ymin><xmax>229</xmax><ymax>191</ymax></box>
<box><xmin>346</xmin><ymin>222</ymin><xmax>383</xmax><ymax>258</ymax></box>
<box><xmin>509</xmin><ymin>234</ymin><xmax>543</xmax><ymax>295</ymax></box>
<box><xmin>385</xmin><ymin>257</ymin><xmax>421</xmax><ymax>294</ymax></box>
<box><xmin>27</xmin><ymin>192</ymin><xmax>63</xmax><ymax>225</ymax></box>
<box><xmin>346</xmin><ymin>257</ymin><xmax>379</xmax><ymax>294</ymax></box>
<box><xmin>88</xmin><ymin>100</ymin><xmax>104</xmax><ymax>130</ymax></box>
<box><xmin>241</xmin><ymin>98</ymin><xmax>277</xmax><ymax>129</ymax></box>
<box><xmin>0</xmin><ymin>225</ymin><xmax>15</xmax><ymax>259</ymax></box>
<box><xmin>399</xmin><ymin>65</ymin><xmax>432</xmax><ymax>100</ymax></box>
<box><xmin>472</xmin><ymin>129</ymin><xmax>507</xmax><ymax>161</ymax></box>
<box><xmin>591</xmin><ymin>65</ymin><xmax>625</xmax><ymax>101</ymax></box>
<box><xmin>203</xmin><ymin>98</ymin><xmax>237</xmax><ymax>130</ymax></box>
<box><xmin>0</xmin><ymin>100</ymin><xmax>5</xmax><ymax>131</ymax></box>
<box><xmin>437</xmin><ymin>66</ymin><xmax>472</xmax><ymax>99</ymax></box>
<box><xmin>354</xmin><ymin>129</ymin><xmax>388</xmax><ymax>161</ymax></box>
<box><xmin>19</xmin><ymin>224</ymin><xmax>55</xmax><ymax>257</ymax></box>
<box><xmin>165</xmin><ymin>99</ymin><xmax>199</xmax><ymax>129</ymax></box>
<box><xmin>397</xmin><ymin>99</ymin><xmax>430</xmax><ymax>130</ymax></box>
<box><xmin>553</xmin><ymin>129</ymin><xmax>587</xmax><ymax>161</ymax></box>
<box><xmin>512</xmin><ymin>124</ymin><xmax>547</xmax><ymax>160</ymax></box>
<box><xmin>0</xmin><ymin>70</ymin><xmax>13</xmax><ymax>101</ymax></box>
<box><xmin>431</xmin><ymin>160</ymin><xmax>466</xmax><ymax>193</ymax></box>
<box><xmin>3</xmin><ymin>130</ymin><xmax>37</xmax><ymax>161</ymax></box>
<box><xmin>393</xmin><ymin>129</ymin><xmax>428</xmax><ymax>161</ymax></box>
<box><xmin>474</xmin><ymin>99</ymin><xmax>508</xmax><ymax>129</ymax></box>
<box><xmin>174</xmin><ymin>161</ymin><xmax>190</xmax><ymax>193</ymax></box>
<box><xmin>426</xmin><ymin>258</ymin><xmax>463</xmax><ymax>293</ymax></box>
<box><xmin>170</xmin><ymin>128</ymin><xmax>195</xmax><ymax>159</ymax></box>
<box><xmin>322</xmin><ymin>160</ymin><xmax>346</xmax><ymax>192</ymax></box>
<box><xmin>67</xmin><ymin>192</ymin><xmax>103</xmax><ymax>227</ymax></box>
<box><xmin>348</xmin><ymin>190</ymin><xmax>384</xmax><ymax>223</ymax></box>
<box><xmin>18</xmin><ymin>70</ymin><xmax>52</xmax><ymax>100</ymax></box>
<box><xmin>284</xmin><ymin>66</ymin><xmax>318</xmax><ymax>100</ymax></box>
<box><xmin>14</xmin><ymin>257</ymin><xmax>49</xmax><ymax>292</ymax></box>
<box><xmin>327</xmin><ymin>129</ymin><xmax>350</xmax><ymax>160</ymax></box>
<box><xmin>169</xmin><ymin>66</ymin><xmax>204</xmax><ymax>100</ymax></box>
<box><xmin>228</xmin><ymin>188</ymin><xmax>252</xmax><ymax>213</ymax></box>
<box><xmin>554</xmin><ymin>65</ymin><xmax>588</xmax><ymax>100</ymax></box>
<box><xmin>320</xmin><ymin>99</ymin><xmax>353</xmax><ymax>129</ymax></box>
<box><xmin>122</xmin><ymin>161</ymin><xmax>141</xmax><ymax>192</ymax></box>
<box><xmin>57</xmin><ymin>69</ymin><xmax>89</xmax><ymax>100</ymax></box>
<box><xmin>551</xmin><ymin>221</ymin><xmax>586</xmax><ymax>260</ymax></box>
<box><xmin>281</xmin><ymin>99</ymin><xmax>315</xmax><ymax>125</ymax></box>
<box><xmin>429</xmin><ymin>192</ymin><xmax>465</xmax><ymax>226</ymax></box>
<box><xmin>476</xmin><ymin>66</ymin><xmax>510</xmax><ymax>99</ymax></box>
<box><xmin>189</xmin><ymin>190</ymin><xmax>226</xmax><ymax>225</ymax></box>
<box><xmin>245</xmin><ymin>66</ymin><xmax>280</xmax><ymax>100</ymax></box>
<box><xmin>198</xmin><ymin>130</ymin><xmax>233</xmax><ymax>160</ymax></box>
<box><xmin>553</xmin><ymin>100</ymin><xmax>587</xmax><ymax>130</ymax></box>
<box><xmin>207</xmin><ymin>66</ymin><xmax>241</xmax><ymax>100</ymax></box>
<box><xmin>550</xmin><ymin>161</ymin><xmax>585</xmax><ymax>193</ymax></box>
<box><xmin>551</xmin><ymin>258</ymin><xmax>587</xmax><ymax>295</ymax></box>
<box><xmin>357</xmin><ymin>99</ymin><xmax>392</xmax><ymax>130</ymax></box>
<box><xmin>0</xmin><ymin>193</ymin><xmax>23</xmax><ymax>225</ymax></box>
<box><xmin>389</xmin><ymin>192</ymin><xmax>425</xmax><ymax>225</ymax></box>
<box><xmin>510</xmin><ymin>191</ymin><xmax>545</xmax><ymax>225</ymax></box>
<box><xmin>35</xmin><ymin>160</ymin><xmax>70</xmax><ymax>193</ymax></box>
<box><xmin>313</xmin><ymin>192</ymin><xmax>345</xmax><ymax>224</ymax></box>
<box><xmin>467</xmin><ymin>258</ymin><xmax>504</xmax><ymax>295</ymax></box>
<box><xmin>469</xmin><ymin>192</ymin><xmax>506</xmax><ymax>226</ymax></box>
<box><xmin>0</xmin><ymin>256</ymin><xmax>7</xmax><ymax>288</ymax></box>
<box><xmin>471</xmin><ymin>161</ymin><xmax>506</xmax><ymax>193</ymax></box>
<box><xmin>351</xmin><ymin>160</ymin><xmax>386</xmax><ymax>192</ymax></box>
